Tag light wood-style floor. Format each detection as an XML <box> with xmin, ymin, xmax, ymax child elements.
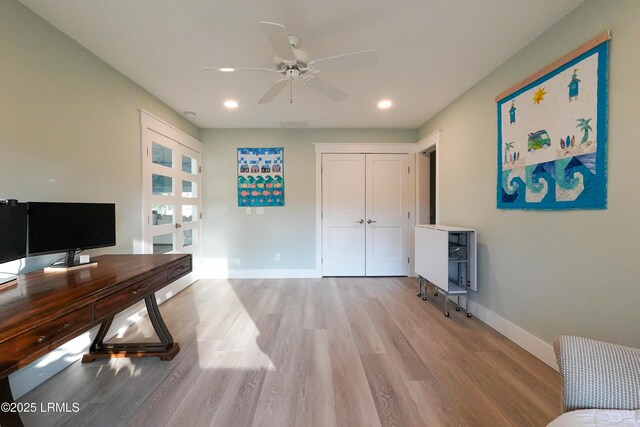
<box><xmin>19</xmin><ymin>277</ymin><xmax>561</xmax><ymax>426</ymax></box>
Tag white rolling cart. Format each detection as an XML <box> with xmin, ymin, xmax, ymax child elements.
<box><xmin>414</xmin><ymin>225</ymin><xmax>477</xmax><ymax>317</ymax></box>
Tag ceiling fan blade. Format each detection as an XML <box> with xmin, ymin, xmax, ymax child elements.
<box><xmin>202</xmin><ymin>66</ymin><xmax>275</xmax><ymax>72</ymax></box>
<box><xmin>304</xmin><ymin>76</ymin><xmax>348</xmax><ymax>102</ymax></box>
<box><xmin>258</xmin><ymin>79</ymin><xmax>288</xmax><ymax>104</ymax></box>
<box><xmin>260</xmin><ymin>22</ymin><xmax>296</xmax><ymax>63</ymax></box>
<box><xmin>308</xmin><ymin>49</ymin><xmax>378</xmax><ymax>71</ymax></box>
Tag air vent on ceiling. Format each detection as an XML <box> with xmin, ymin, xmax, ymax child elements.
<box><xmin>279</xmin><ymin>121</ymin><xmax>308</xmax><ymax>128</ymax></box>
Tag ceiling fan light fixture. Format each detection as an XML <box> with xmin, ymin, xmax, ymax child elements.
<box><xmin>378</xmin><ymin>99</ymin><xmax>392</xmax><ymax>109</ymax></box>
<box><xmin>224</xmin><ymin>99</ymin><xmax>239</xmax><ymax>109</ymax></box>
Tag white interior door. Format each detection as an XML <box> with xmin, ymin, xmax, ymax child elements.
<box><xmin>321</xmin><ymin>153</ymin><xmax>410</xmax><ymax>276</ymax></box>
<box><xmin>365</xmin><ymin>154</ymin><xmax>410</xmax><ymax>276</ymax></box>
<box><xmin>321</xmin><ymin>154</ymin><xmax>366</xmax><ymax>276</ymax></box>
<box><xmin>143</xmin><ymin>129</ymin><xmax>201</xmax><ymax>261</ymax></box>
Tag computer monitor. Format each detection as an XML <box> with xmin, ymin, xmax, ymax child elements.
<box><xmin>27</xmin><ymin>202</ymin><xmax>116</xmax><ymax>268</ymax></box>
<box><xmin>0</xmin><ymin>201</ymin><xmax>27</xmax><ymax>264</ymax></box>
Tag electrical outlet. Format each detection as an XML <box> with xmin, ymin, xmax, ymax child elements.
<box><xmin>275</xmin><ymin>253</ymin><xmax>280</xmax><ymax>262</ymax></box>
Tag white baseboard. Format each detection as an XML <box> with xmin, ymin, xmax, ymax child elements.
<box><xmin>469</xmin><ymin>300</ymin><xmax>558</xmax><ymax>370</ymax></box>
<box><xmin>227</xmin><ymin>269</ymin><xmax>320</xmax><ymax>279</ymax></box>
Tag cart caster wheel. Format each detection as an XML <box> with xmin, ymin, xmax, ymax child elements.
<box><xmin>455</xmin><ymin>307</ymin><xmax>461</xmax><ymax>312</ymax></box>
<box><xmin>444</xmin><ymin>312</ymin><xmax>450</xmax><ymax>317</ymax></box>
<box><xmin>466</xmin><ymin>313</ymin><xmax>472</xmax><ymax>318</ymax></box>
<box><xmin>434</xmin><ymin>292</ymin><xmax>439</xmax><ymax>297</ymax></box>
<box><xmin>416</xmin><ymin>292</ymin><xmax>422</xmax><ymax>297</ymax></box>
<box><xmin>422</xmin><ymin>296</ymin><xmax>427</xmax><ymax>301</ymax></box>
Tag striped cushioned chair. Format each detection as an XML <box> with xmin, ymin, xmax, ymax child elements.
<box><xmin>549</xmin><ymin>336</ymin><xmax>640</xmax><ymax>426</ymax></box>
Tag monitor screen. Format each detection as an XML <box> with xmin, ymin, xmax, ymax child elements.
<box><xmin>27</xmin><ymin>202</ymin><xmax>116</xmax><ymax>256</ymax></box>
<box><xmin>0</xmin><ymin>202</ymin><xmax>28</xmax><ymax>264</ymax></box>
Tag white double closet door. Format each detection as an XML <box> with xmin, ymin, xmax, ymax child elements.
<box><xmin>322</xmin><ymin>153</ymin><xmax>410</xmax><ymax>276</ymax></box>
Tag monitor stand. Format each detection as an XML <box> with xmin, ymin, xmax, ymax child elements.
<box><xmin>46</xmin><ymin>250</ymin><xmax>97</xmax><ymax>271</ymax></box>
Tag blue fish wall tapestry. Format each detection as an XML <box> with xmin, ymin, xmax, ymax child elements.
<box><xmin>237</xmin><ymin>147</ymin><xmax>285</xmax><ymax>207</ymax></box>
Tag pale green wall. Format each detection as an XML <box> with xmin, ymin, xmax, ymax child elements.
<box><xmin>0</xmin><ymin>0</ymin><xmax>199</xmax><ymax>263</ymax></box>
<box><xmin>0</xmin><ymin>0</ymin><xmax>201</xmax><ymax>397</ymax></box>
<box><xmin>418</xmin><ymin>0</ymin><xmax>640</xmax><ymax>347</ymax></box>
<box><xmin>200</xmin><ymin>128</ymin><xmax>417</xmax><ymax>272</ymax></box>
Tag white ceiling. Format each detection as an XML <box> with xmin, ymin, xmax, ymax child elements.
<box><xmin>20</xmin><ymin>0</ymin><xmax>583</xmax><ymax>129</ymax></box>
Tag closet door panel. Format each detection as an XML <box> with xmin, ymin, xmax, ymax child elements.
<box><xmin>321</xmin><ymin>154</ymin><xmax>366</xmax><ymax>276</ymax></box>
<box><xmin>365</xmin><ymin>154</ymin><xmax>409</xmax><ymax>276</ymax></box>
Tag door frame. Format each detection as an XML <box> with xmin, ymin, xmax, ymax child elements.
<box><xmin>314</xmin><ymin>143</ymin><xmax>416</xmax><ymax>277</ymax></box>
<box><xmin>415</xmin><ymin>130</ymin><xmax>441</xmax><ymax>227</ymax></box>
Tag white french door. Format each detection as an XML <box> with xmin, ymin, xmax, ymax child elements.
<box><xmin>141</xmin><ymin>113</ymin><xmax>202</xmax><ymax>279</ymax></box>
<box><xmin>321</xmin><ymin>153</ymin><xmax>410</xmax><ymax>276</ymax></box>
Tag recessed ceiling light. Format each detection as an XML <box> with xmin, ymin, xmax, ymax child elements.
<box><xmin>377</xmin><ymin>99</ymin><xmax>392</xmax><ymax>109</ymax></box>
<box><xmin>220</xmin><ymin>68</ymin><xmax>235</xmax><ymax>72</ymax></box>
<box><xmin>224</xmin><ymin>100</ymin><xmax>239</xmax><ymax>109</ymax></box>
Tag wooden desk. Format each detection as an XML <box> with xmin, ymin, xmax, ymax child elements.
<box><xmin>0</xmin><ymin>254</ymin><xmax>191</xmax><ymax>427</ymax></box>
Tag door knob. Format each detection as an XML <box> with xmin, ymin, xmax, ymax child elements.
<box><xmin>356</xmin><ymin>219</ymin><xmax>364</xmax><ymax>224</ymax></box>
<box><xmin>367</xmin><ymin>219</ymin><xmax>377</xmax><ymax>224</ymax></box>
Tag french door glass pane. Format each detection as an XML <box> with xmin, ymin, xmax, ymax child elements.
<box><xmin>152</xmin><ymin>143</ymin><xmax>173</xmax><ymax>168</ymax></box>
<box><xmin>153</xmin><ymin>234</ymin><xmax>173</xmax><ymax>254</ymax></box>
<box><xmin>182</xmin><ymin>155</ymin><xmax>197</xmax><ymax>174</ymax></box>
<box><xmin>183</xmin><ymin>229</ymin><xmax>198</xmax><ymax>247</ymax></box>
<box><xmin>152</xmin><ymin>174</ymin><xmax>174</xmax><ymax>196</ymax></box>
<box><xmin>152</xmin><ymin>205</ymin><xmax>174</xmax><ymax>226</ymax></box>
<box><xmin>182</xmin><ymin>180</ymin><xmax>197</xmax><ymax>198</ymax></box>
<box><xmin>182</xmin><ymin>205</ymin><xmax>196</xmax><ymax>222</ymax></box>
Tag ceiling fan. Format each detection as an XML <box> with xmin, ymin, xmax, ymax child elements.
<box><xmin>203</xmin><ymin>21</ymin><xmax>378</xmax><ymax>104</ymax></box>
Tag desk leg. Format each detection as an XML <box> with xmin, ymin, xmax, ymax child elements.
<box><xmin>82</xmin><ymin>294</ymin><xmax>180</xmax><ymax>363</ymax></box>
<box><xmin>0</xmin><ymin>377</ymin><xmax>24</xmax><ymax>427</ymax></box>
<box><xmin>145</xmin><ymin>294</ymin><xmax>173</xmax><ymax>346</ymax></box>
<box><xmin>88</xmin><ymin>316</ymin><xmax>114</xmax><ymax>353</ymax></box>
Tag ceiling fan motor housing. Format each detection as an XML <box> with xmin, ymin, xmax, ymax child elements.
<box><xmin>273</xmin><ymin>45</ymin><xmax>310</xmax><ymax>72</ymax></box>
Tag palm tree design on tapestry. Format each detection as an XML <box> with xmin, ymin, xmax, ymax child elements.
<box><xmin>504</xmin><ymin>141</ymin><xmax>514</xmax><ymax>163</ymax></box>
<box><xmin>576</xmin><ymin>118</ymin><xmax>592</xmax><ymax>144</ymax></box>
